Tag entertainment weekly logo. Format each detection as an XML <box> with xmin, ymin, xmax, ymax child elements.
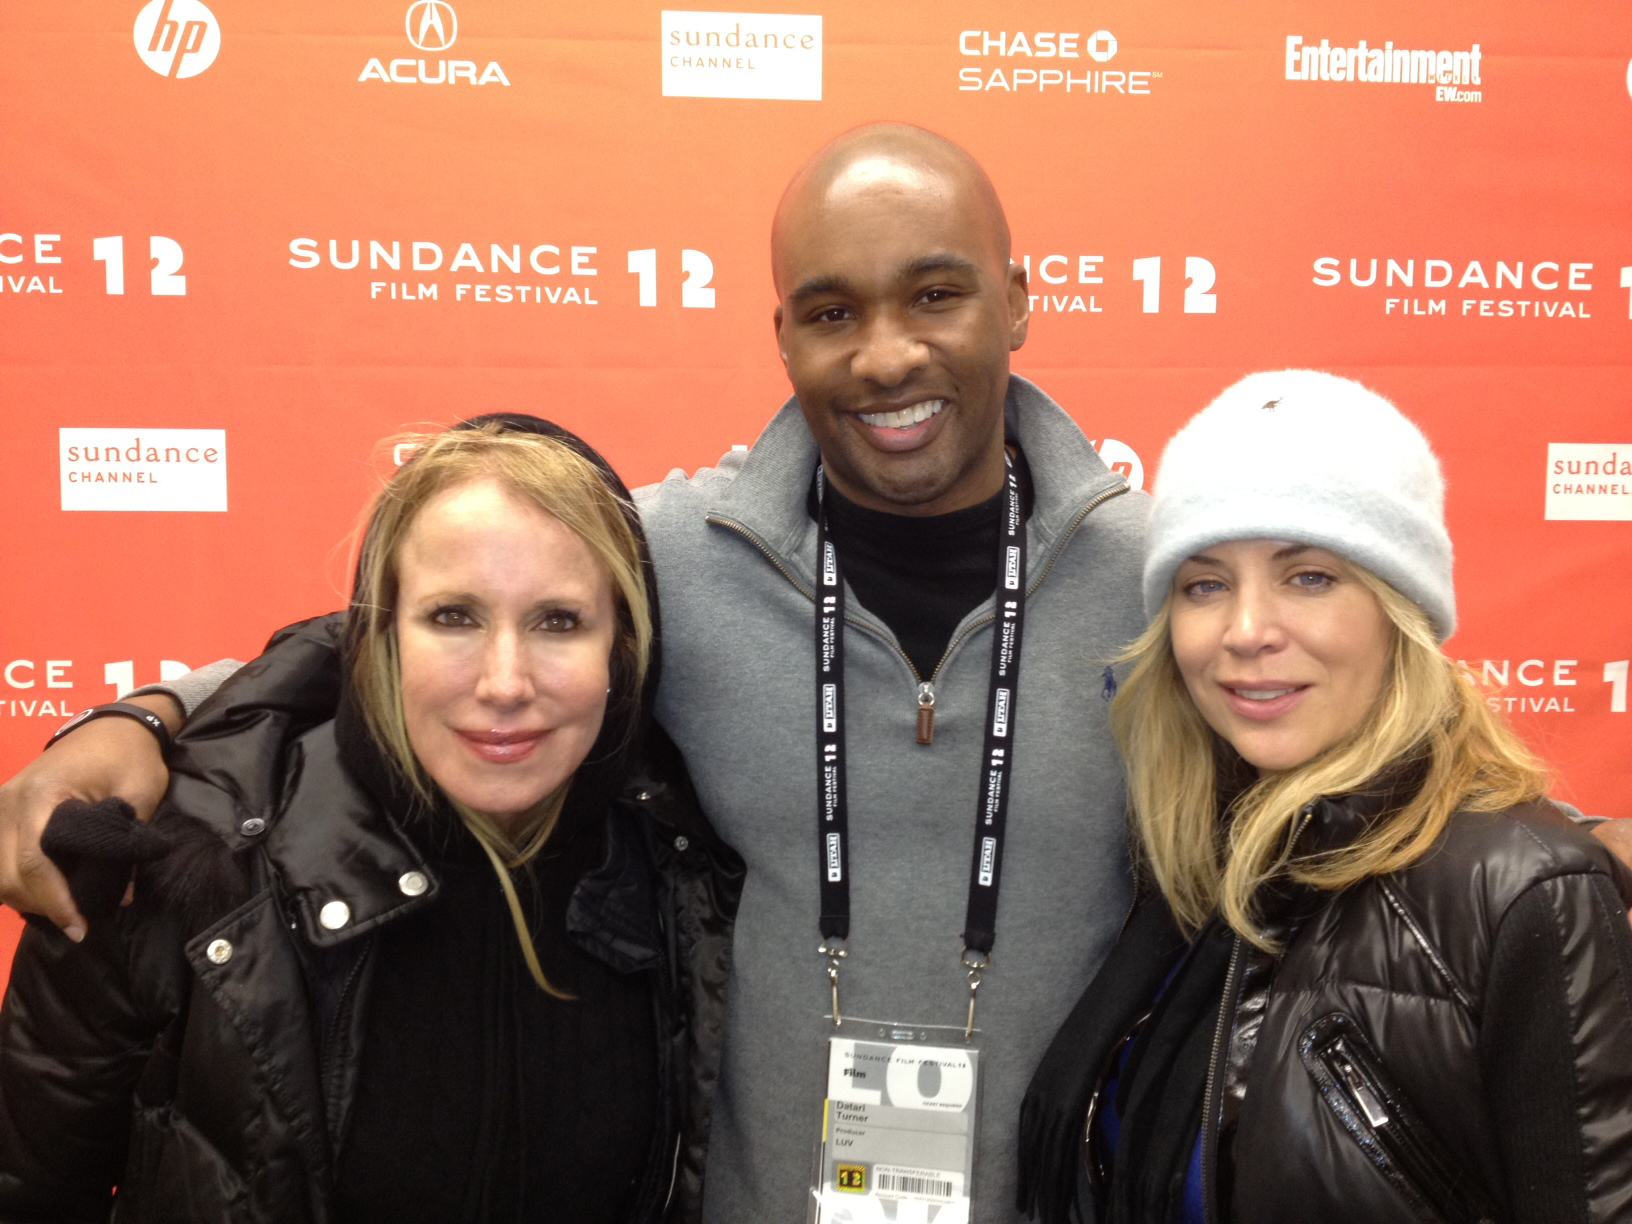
<box><xmin>134</xmin><ymin>0</ymin><xmax>221</xmax><ymax>80</ymax></box>
<box><xmin>1545</xmin><ymin>444</ymin><xmax>1632</xmax><ymax>521</ymax></box>
<box><xmin>662</xmin><ymin>11</ymin><xmax>822</xmax><ymax>101</ymax></box>
<box><xmin>1279</xmin><ymin>34</ymin><xmax>1488</xmax><ymax>102</ymax></box>
<box><xmin>59</xmin><ymin>429</ymin><xmax>227</xmax><ymax>512</ymax></box>
<box><xmin>1284</xmin><ymin>35</ymin><xmax>1483</xmax><ymax>102</ymax></box>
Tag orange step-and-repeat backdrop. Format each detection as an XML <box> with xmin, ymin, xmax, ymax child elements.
<box><xmin>2</xmin><ymin>1</ymin><xmax>1629</xmax><ymax>975</ymax></box>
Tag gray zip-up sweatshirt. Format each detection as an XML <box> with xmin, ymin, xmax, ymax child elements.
<box><xmin>636</xmin><ymin>377</ymin><xmax>1149</xmax><ymax>1222</ymax></box>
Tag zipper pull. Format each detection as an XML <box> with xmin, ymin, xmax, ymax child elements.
<box><xmin>1334</xmin><ymin>1051</ymin><xmax>1390</xmax><ymax>1128</ymax></box>
<box><xmin>915</xmin><ymin>681</ymin><xmax>935</xmax><ymax>745</ymax></box>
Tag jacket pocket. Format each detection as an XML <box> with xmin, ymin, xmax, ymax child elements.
<box><xmin>1299</xmin><ymin>1013</ymin><xmax>1500</xmax><ymax>1224</ymax></box>
<box><xmin>116</xmin><ymin>1104</ymin><xmax>253</xmax><ymax>1224</ymax></box>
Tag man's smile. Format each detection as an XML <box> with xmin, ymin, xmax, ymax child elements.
<box><xmin>856</xmin><ymin>398</ymin><xmax>944</xmax><ymax>429</ymax></box>
<box><xmin>848</xmin><ymin>397</ymin><xmax>950</xmax><ymax>453</ymax></box>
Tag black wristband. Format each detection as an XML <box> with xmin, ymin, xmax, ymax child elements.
<box><xmin>46</xmin><ymin>702</ymin><xmax>174</xmax><ymax>756</ymax></box>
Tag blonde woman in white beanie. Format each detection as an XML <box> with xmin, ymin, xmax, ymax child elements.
<box><xmin>1019</xmin><ymin>371</ymin><xmax>1632</xmax><ymax>1224</ymax></box>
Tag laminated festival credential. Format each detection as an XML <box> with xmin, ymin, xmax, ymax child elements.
<box><xmin>809</xmin><ymin>1021</ymin><xmax>981</xmax><ymax>1224</ymax></box>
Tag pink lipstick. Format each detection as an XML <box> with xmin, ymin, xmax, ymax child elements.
<box><xmin>456</xmin><ymin>728</ymin><xmax>544</xmax><ymax>764</ymax></box>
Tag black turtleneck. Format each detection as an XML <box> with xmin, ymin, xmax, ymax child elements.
<box><xmin>816</xmin><ymin>449</ymin><xmax>1035</xmax><ymax>680</ymax></box>
<box><xmin>330</xmin><ymin>696</ymin><xmax>658</xmax><ymax>1223</ymax></box>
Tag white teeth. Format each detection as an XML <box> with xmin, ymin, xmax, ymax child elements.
<box><xmin>858</xmin><ymin>399</ymin><xmax>944</xmax><ymax>429</ymax></box>
<box><xmin>1234</xmin><ymin>688</ymin><xmax>1297</xmax><ymax>701</ymax></box>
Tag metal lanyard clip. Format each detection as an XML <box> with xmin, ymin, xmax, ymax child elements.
<box><xmin>962</xmin><ymin>948</ymin><xmax>989</xmax><ymax>1039</ymax></box>
<box><xmin>820</xmin><ymin>937</ymin><xmax>849</xmax><ymax>1028</ymax></box>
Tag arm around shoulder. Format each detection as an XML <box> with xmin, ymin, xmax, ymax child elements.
<box><xmin>0</xmin><ymin>616</ymin><xmax>342</xmax><ymax>936</ymax></box>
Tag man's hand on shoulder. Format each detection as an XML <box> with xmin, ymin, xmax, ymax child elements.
<box><xmin>1589</xmin><ymin>818</ymin><xmax>1632</xmax><ymax>924</ymax></box>
<box><xmin>0</xmin><ymin>693</ymin><xmax>181</xmax><ymax>940</ymax></box>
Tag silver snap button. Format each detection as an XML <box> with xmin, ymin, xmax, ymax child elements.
<box><xmin>206</xmin><ymin>939</ymin><xmax>233</xmax><ymax>965</ymax></box>
<box><xmin>239</xmin><ymin>817</ymin><xmax>267</xmax><ymax>837</ymax></box>
<box><xmin>318</xmin><ymin>900</ymin><xmax>351</xmax><ymax>930</ymax></box>
<box><xmin>673</xmin><ymin>835</ymin><xmax>690</xmax><ymax>852</ymax></box>
<box><xmin>636</xmin><ymin>789</ymin><xmax>653</xmax><ymax>801</ymax></box>
<box><xmin>398</xmin><ymin>871</ymin><xmax>428</xmax><ymax>897</ymax></box>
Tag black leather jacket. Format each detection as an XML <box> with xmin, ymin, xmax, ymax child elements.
<box><xmin>1025</xmin><ymin>795</ymin><xmax>1632</xmax><ymax>1224</ymax></box>
<box><xmin>0</xmin><ymin>617</ymin><xmax>744</xmax><ymax>1223</ymax></box>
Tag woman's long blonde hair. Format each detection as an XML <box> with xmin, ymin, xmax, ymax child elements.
<box><xmin>347</xmin><ymin>421</ymin><xmax>652</xmax><ymax>991</ymax></box>
<box><xmin>1112</xmin><ymin>563</ymin><xmax>1547</xmax><ymax>948</ymax></box>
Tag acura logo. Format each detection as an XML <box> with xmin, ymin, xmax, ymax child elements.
<box><xmin>406</xmin><ymin>0</ymin><xmax>457</xmax><ymax>52</ymax></box>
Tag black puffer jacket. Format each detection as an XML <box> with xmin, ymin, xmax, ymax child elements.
<box><xmin>1</xmin><ymin>413</ymin><xmax>743</xmax><ymax>1223</ymax></box>
<box><xmin>1022</xmin><ymin>795</ymin><xmax>1632</xmax><ymax>1224</ymax></box>
<box><xmin>0</xmin><ymin>613</ymin><xmax>742</xmax><ymax>1223</ymax></box>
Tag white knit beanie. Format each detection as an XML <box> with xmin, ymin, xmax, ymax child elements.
<box><xmin>1142</xmin><ymin>370</ymin><xmax>1455</xmax><ymax>640</ymax></box>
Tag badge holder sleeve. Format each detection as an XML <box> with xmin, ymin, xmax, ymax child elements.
<box><xmin>808</xmin><ymin>1018</ymin><xmax>983</xmax><ymax>1224</ymax></box>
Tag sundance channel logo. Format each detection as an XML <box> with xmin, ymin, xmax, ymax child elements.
<box><xmin>662</xmin><ymin>11</ymin><xmax>822</xmax><ymax>100</ymax></box>
<box><xmin>60</xmin><ymin>429</ymin><xmax>227</xmax><ymax>512</ymax></box>
<box><xmin>1545</xmin><ymin>443</ymin><xmax>1632</xmax><ymax>521</ymax></box>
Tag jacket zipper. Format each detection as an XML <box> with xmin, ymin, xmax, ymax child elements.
<box><xmin>705</xmin><ymin>517</ymin><xmax>816</xmax><ymax>601</ymax></box>
<box><xmin>1023</xmin><ymin>481</ymin><xmax>1130</xmax><ymax>595</ymax></box>
<box><xmin>913</xmin><ymin>483</ymin><xmax>1129</xmax><ymax>744</ymax></box>
<box><xmin>915</xmin><ymin>681</ymin><xmax>936</xmax><ymax>744</ymax></box>
<box><xmin>321</xmin><ymin>942</ymin><xmax>372</xmax><ymax>1150</ymax></box>
<box><xmin>711</xmin><ymin>514</ymin><xmax>947</xmax><ymax>735</ymax></box>
<box><xmin>1306</xmin><ymin>1024</ymin><xmax>1496</xmax><ymax>1224</ymax></box>
<box><xmin>1199</xmin><ymin>803</ymin><xmax>1312</xmax><ymax>1223</ymax></box>
<box><xmin>660</xmin><ymin>1129</ymin><xmax>683</xmax><ymax>1217</ymax></box>
<box><xmin>708</xmin><ymin>478</ymin><xmax>1129</xmax><ymax>746</ymax></box>
<box><xmin>1326</xmin><ymin>1040</ymin><xmax>1392</xmax><ymax>1129</ymax></box>
<box><xmin>655</xmin><ymin>803</ymin><xmax>686</xmax><ymax>1220</ymax></box>
<box><xmin>1199</xmin><ymin>933</ymin><xmax>1243</xmax><ymax>1224</ymax></box>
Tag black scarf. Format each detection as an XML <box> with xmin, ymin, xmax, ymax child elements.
<box><xmin>1101</xmin><ymin>916</ymin><xmax>1235</xmax><ymax>1224</ymax></box>
<box><xmin>1016</xmin><ymin>891</ymin><xmax>1222</xmax><ymax>1224</ymax></box>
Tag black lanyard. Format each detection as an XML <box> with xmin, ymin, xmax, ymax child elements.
<box><xmin>813</xmin><ymin>457</ymin><xmax>1027</xmax><ymax>1028</ymax></box>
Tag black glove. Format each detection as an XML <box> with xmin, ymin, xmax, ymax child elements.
<box><xmin>37</xmin><ymin>797</ymin><xmax>173</xmax><ymax>924</ymax></box>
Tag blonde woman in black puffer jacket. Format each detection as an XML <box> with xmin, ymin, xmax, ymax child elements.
<box><xmin>1020</xmin><ymin>371</ymin><xmax>1632</xmax><ymax>1224</ymax></box>
<box><xmin>0</xmin><ymin>418</ymin><xmax>742</xmax><ymax>1224</ymax></box>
